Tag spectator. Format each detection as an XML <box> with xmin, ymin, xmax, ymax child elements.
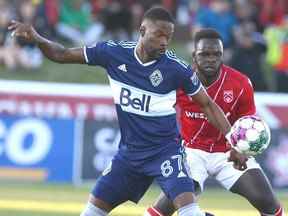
<box><xmin>0</xmin><ymin>0</ymin><xmax>18</xmax><ymax>70</ymax></box>
<box><xmin>255</xmin><ymin>0</ymin><xmax>288</xmax><ymax>32</ymax></box>
<box><xmin>100</xmin><ymin>0</ymin><xmax>134</xmax><ymax>40</ymax></box>
<box><xmin>175</xmin><ymin>0</ymin><xmax>200</xmax><ymax>26</ymax></box>
<box><xmin>0</xmin><ymin>0</ymin><xmax>42</xmax><ymax>70</ymax></box>
<box><xmin>193</xmin><ymin>0</ymin><xmax>238</xmax><ymax>48</ymax></box>
<box><xmin>192</xmin><ymin>0</ymin><xmax>238</xmax><ymax>63</ymax></box>
<box><xmin>264</xmin><ymin>16</ymin><xmax>288</xmax><ymax>92</ymax></box>
<box><xmin>230</xmin><ymin>0</ymin><xmax>267</xmax><ymax>91</ymax></box>
<box><xmin>34</xmin><ymin>0</ymin><xmax>59</xmax><ymax>39</ymax></box>
<box><xmin>14</xmin><ymin>0</ymin><xmax>43</xmax><ymax>69</ymax></box>
<box><xmin>56</xmin><ymin>0</ymin><xmax>104</xmax><ymax>46</ymax></box>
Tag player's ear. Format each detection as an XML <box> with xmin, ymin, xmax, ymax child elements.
<box><xmin>192</xmin><ymin>51</ymin><xmax>196</xmax><ymax>62</ymax></box>
<box><xmin>139</xmin><ymin>25</ymin><xmax>146</xmax><ymax>37</ymax></box>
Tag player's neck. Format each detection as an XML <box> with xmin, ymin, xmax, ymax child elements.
<box><xmin>136</xmin><ymin>44</ymin><xmax>153</xmax><ymax>63</ymax></box>
<box><xmin>197</xmin><ymin>69</ymin><xmax>220</xmax><ymax>87</ymax></box>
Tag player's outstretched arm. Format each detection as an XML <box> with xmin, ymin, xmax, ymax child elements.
<box><xmin>192</xmin><ymin>88</ymin><xmax>248</xmax><ymax>170</ymax></box>
<box><xmin>8</xmin><ymin>20</ymin><xmax>85</xmax><ymax>64</ymax></box>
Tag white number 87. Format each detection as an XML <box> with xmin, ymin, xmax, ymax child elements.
<box><xmin>160</xmin><ymin>154</ymin><xmax>183</xmax><ymax>177</ymax></box>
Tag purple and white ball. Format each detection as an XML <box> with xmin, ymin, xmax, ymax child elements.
<box><xmin>229</xmin><ymin>115</ymin><xmax>271</xmax><ymax>156</ymax></box>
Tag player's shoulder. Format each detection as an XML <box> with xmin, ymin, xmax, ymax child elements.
<box><xmin>96</xmin><ymin>40</ymin><xmax>136</xmax><ymax>51</ymax></box>
<box><xmin>104</xmin><ymin>40</ymin><xmax>137</xmax><ymax>47</ymax></box>
<box><xmin>164</xmin><ymin>50</ymin><xmax>191</xmax><ymax>70</ymax></box>
<box><xmin>223</xmin><ymin>64</ymin><xmax>252</xmax><ymax>86</ymax></box>
<box><xmin>118</xmin><ymin>40</ymin><xmax>137</xmax><ymax>49</ymax></box>
<box><xmin>96</xmin><ymin>40</ymin><xmax>136</xmax><ymax>60</ymax></box>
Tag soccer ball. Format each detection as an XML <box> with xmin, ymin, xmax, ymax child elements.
<box><xmin>228</xmin><ymin>115</ymin><xmax>271</xmax><ymax>156</ymax></box>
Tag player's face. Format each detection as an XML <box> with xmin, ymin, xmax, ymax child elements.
<box><xmin>193</xmin><ymin>39</ymin><xmax>223</xmax><ymax>78</ymax></box>
<box><xmin>140</xmin><ymin>20</ymin><xmax>174</xmax><ymax>59</ymax></box>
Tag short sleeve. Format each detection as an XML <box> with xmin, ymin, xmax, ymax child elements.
<box><xmin>83</xmin><ymin>41</ymin><xmax>111</xmax><ymax>67</ymax></box>
<box><xmin>236</xmin><ymin>78</ymin><xmax>256</xmax><ymax>117</ymax></box>
<box><xmin>181</xmin><ymin>66</ymin><xmax>202</xmax><ymax>96</ymax></box>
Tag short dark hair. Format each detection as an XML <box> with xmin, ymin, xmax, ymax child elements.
<box><xmin>194</xmin><ymin>28</ymin><xmax>223</xmax><ymax>47</ymax></box>
<box><xmin>143</xmin><ymin>7</ymin><xmax>175</xmax><ymax>24</ymax></box>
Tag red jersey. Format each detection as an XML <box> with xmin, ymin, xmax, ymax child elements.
<box><xmin>177</xmin><ymin>64</ymin><xmax>256</xmax><ymax>152</ymax></box>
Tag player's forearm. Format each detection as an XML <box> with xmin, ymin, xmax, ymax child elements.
<box><xmin>203</xmin><ymin>101</ymin><xmax>231</xmax><ymax>135</ymax></box>
<box><xmin>34</xmin><ymin>33</ymin><xmax>80</xmax><ymax>64</ymax></box>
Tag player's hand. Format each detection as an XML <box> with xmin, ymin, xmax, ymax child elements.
<box><xmin>8</xmin><ymin>20</ymin><xmax>38</xmax><ymax>43</ymax></box>
<box><xmin>227</xmin><ymin>148</ymin><xmax>248</xmax><ymax>171</ymax></box>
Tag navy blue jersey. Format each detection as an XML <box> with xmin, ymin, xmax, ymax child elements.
<box><xmin>84</xmin><ymin>41</ymin><xmax>202</xmax><ymax>160</ymax></box>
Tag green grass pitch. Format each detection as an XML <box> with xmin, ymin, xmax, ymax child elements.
<box><xmin>0</xmin><ymin>182</ymin><xmax>287</xmax><ymax>216</ymax></box>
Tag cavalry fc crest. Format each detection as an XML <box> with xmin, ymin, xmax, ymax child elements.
<box><xmin>223</xmin><ymin>90</ymin><xmax>233</xmax><ymax>103</ymax></box>
<box><xmin>150</xmin><ymin>69</ymin><xmax>163</xmax><ymax>87</ymax></box>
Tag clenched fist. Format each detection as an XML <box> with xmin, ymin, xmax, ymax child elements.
<box><xmin>228</xmin><ymin>148</ymin><xmax>248</xmax><ymax>171</ymax></box>
<box><xmin>8</xmin><ymin>20</ymin><xmax>38</xmax><ymax>43</ymax></box>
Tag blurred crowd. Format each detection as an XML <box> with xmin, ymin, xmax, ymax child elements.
<box><xmin>0</xmin><ymin>0</ymin><xmax>288</xmax><ymax>92</ymax></box>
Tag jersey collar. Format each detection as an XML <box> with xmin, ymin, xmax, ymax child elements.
<box><xmin>206</xmin><ymin>65</ymin><xmax>225</xmax><ymax>90</ymax></box>
<box><xmin>134</xmin><ymin>44</ymin><xmax>157</xmax><ymax>66</ymax></box>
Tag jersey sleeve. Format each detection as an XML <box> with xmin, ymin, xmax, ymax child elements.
<box><xmin>83</xmin><ymin>41</ymin><xmax>112</xmax><ymax>67</ymax></box>
<box><xmin>236</xmin><ymin>78</ymin><xmax>256</xmax><ymax>117</ymax></box>
<box><xmin>181</xmin><ymin>66</ymin><xmax>202</xmax><ymax>96</ymax></box>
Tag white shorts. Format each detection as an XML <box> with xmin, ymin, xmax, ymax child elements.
<box><xmin>184</xmin><ymin>148</ymin><xmax>261</xmax><ymax>192</ymax></box>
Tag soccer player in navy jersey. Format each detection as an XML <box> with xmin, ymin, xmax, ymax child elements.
<box><xmin>145</xmin><ymin>29</ymin><xmax>285</xmax><ymax>216</ymax></box>
<box><xmin>8</xmin><ymin>7</ymin><xmax>247</xmax><ymax>216</ymax></box>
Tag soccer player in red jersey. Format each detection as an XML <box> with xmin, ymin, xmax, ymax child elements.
<box><xmin>145</xmin><ymin>29</ymin><xmax>285</xmax><ymax>216</ymax></box>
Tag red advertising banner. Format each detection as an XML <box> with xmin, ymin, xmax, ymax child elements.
<box><xmin>0</xmin><ymin>80</ymin><xmax>116</xmax><ymax>120</ymax></box>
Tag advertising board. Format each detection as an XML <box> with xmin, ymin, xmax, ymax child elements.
<box><xmin>0</xmin><ymin>115</ymin><xmax>75</xmax><ymax>182</ymax></box>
